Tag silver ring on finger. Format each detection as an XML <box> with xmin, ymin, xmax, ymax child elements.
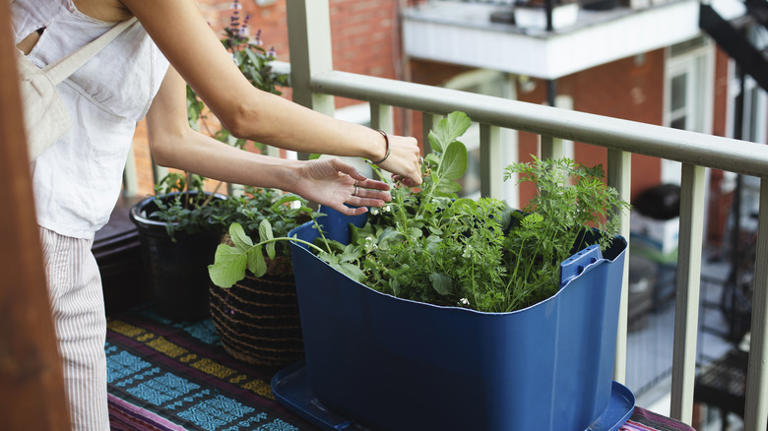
<box><xmin>353</xmin><ymin>185</ymin><xmax>359</xmax><ymax>196</ymax></box>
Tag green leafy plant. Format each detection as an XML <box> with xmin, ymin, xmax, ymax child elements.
<box><xmin>207</xmin><ymin>111</ymin><xmax>629</xmax><ymax>311</ymax></box>
<box><xmin>501</xmin><ymin>157</ymin><xmax>629</xmax><ymax>309</ymax></box>
<box><xmin>208</xmin><ymin>218</ymin><xmax>321</xmax><ymax>289</ymax></box>
<box><xmin>309</xmin><ymin>111</ymin><xmax>629</xmax><ymax>312</ymax></box>
<box><xmin>149</xmin><ymin>173</ymin><xmax>313</xmax><ymax>243</ymax></box>
<box><xmin>205</xmin><ymin>188</ymin><xmax>317</xmax><ymax>288</ymax></box>
<box><xmin>148</xmin><ymin>172</ymin><xmax>227</xmax><ymax>237</ymax></box>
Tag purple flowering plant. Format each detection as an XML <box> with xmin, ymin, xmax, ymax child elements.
<box><xmin>186</xmin><ymin>0</ymin><xmax>288</xmax><ymax>151</ymax></box>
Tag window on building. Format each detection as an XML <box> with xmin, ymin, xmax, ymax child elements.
<box><xmin>743</xmin><ymin>76</ymin><xmax>767</xmax><ymax>145</ymax></box>
<box><xmin>662</xmin><ymin>37</ymin><xmax>714</xmax><ymax>184</ymax></box>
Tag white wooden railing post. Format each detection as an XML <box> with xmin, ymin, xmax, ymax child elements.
<box><xmin>480</xmin><ymin>124</ymin><xmax>502</xmax><ymax>199</ymax></box>
<box><xmin>744</xmin><ymin>177</ymin><xmax>768</xmax><ymax>431</ymax></box>
<box><xmin>286</xmin><ymin>0</ymin><xmax>373</xmax><ymax>176</ymax></box>
<box><xmin>422</xmin><ymin>112</ymin><xmax>438</xmax><ymax>154</ymax></box>
<box><xmin>670</xmin><ymin>163</ymin><xmax>706</xmax><ymax>424</ymax></box>
<box><xmin>286</xmin><ymin>0</ymin><xmax>334</xmax><ymax>116</ymax></box>
<box><xmin>370</xmin><ymin>103</ymin><xmax>395</xmax><ymax>181</ymax></box>
<box><xmin>286</xmin><ymin>0</ymin><xmax>334</xmax><ymax>160</ymax></box>
<box><xmin>540</xmin><ymin>134</ymin><xmax>563</xmax><ymax>161</ymax></box>
<box><xmin>607</xmin><ymin>149</ymin><xmax>631</xmax><ymax>383</ymax></box>
<box><xmin>370</xmin><ymin>103</ymin><xmax>394</xmax><ymax>134</ymax></box>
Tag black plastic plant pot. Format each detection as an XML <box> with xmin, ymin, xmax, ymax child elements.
<box><xmin>129</xmin><ymin>191</ymin><xmax>226</xmax><ymax>321</ymax></box>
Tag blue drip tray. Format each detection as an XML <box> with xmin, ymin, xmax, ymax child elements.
<box><xmin>588</xmin><ymin>381</ymin><xmax>636</xmax><ymax>430</ymax></box>
<box><xmin>272</xmin><ymin>362</ymin><xmax>636</xmax><ymax>431</ymax></box>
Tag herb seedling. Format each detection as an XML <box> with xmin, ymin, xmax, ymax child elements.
<box><xmin>207</xmin><ymin>190</ymin><xmax>317</xmax><ymax>288</ymax></box>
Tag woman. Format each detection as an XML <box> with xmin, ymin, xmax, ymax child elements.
<box><xmin>12</xmin><ymin>0</ymin><xmax>422</xmax><ymax>429</ymax></box>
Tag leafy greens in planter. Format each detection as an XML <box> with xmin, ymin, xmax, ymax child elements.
<box><xmin>208</xmin><ymin>111</ymin><xmax>629</xmax><ymax>312</ymax></box>
<box><xmin>206</xmin><ymin>190</ymin><xmax>318</xmax><ymax>289</ymax></box>
<box><xmin>314</xmin><ymin>111</ymin><xmax>629</xmax><ymax>312</ymax></box>
<box><xmin>148</xmin><ymin>172</ymin><xmax>229</xmax><ymax>238</ymax></box>
<box><xmin>148</xmin><ymin>173</ymin><xmax>315</xmax><ymax>275</ymax></box>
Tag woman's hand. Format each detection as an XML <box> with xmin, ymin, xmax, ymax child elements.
<box><xmin>292</xmin><ymin>158</ymin><xmax>391</xmax><ymax>216</ymax></box>
<box><xmin>376</xmin><ymin>134</ymin><xmax>422</xmax><ymax>186</ymax></box>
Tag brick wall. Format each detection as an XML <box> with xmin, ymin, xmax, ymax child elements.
<box><xmin>409</xmin><ymin>51</ymin><xmax>667</xmax><ymax>206</ymax></box>
<box><xmin>130</xmin><ymin>0</ymin><xmax>401</xmax><ymax>196</ymax></box>
<box><xmin>558</xmin><ymin>49</ymin><xmax>666</xmax><ymax>203</ymax></box>
<box><xmin>511</xmin><ymin>56</ymin><xmax>665</xmax><ymax>207</ymax></box>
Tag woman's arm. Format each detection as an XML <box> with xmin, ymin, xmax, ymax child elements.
<box><xmin>147</xmin><ymin>66</ymin><xmax>391</xmax><ymax>216</ymax></box>
<box><xmin>122</xmin><ymin>0</ymin><xmax>421</xmax><ymax>185</ymax></box>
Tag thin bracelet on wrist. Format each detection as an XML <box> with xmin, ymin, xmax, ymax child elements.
<box><xmin>372</xmin><ymin>129</ymin><xmax>391</xmax><ymax>165</ymax></box>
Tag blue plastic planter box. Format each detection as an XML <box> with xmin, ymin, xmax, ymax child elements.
<box><xmin>287</xmin><ymin>208</ymin><xmax>628</xmax><ymax>431</ymax></box>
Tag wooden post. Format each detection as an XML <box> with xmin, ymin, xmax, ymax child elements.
<box><xmin>0</xmin><ymin>1</ymin><xmax>70</xmax><ymax>429</ymax></box>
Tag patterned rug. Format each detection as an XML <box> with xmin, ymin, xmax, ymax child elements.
<box><xmin>106</xmin><ymin>309</ymin><xmax>312</xmax><ymax>431</ymax></box>
<box><xmin>106</xmin><ymin>308</ymin><xmax>694</xmax><ymax>431</ymax></box>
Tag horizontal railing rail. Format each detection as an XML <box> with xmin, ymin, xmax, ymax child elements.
<box><xmin>310</xmin><ymin>70</ymin><xmax>768</xmax><ymax>176</ymax></box>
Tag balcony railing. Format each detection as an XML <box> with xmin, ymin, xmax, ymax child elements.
<box><xmin>126</xmin><ymin>1</ymin><xmax>768</xmax><ymax>429</ymax></box>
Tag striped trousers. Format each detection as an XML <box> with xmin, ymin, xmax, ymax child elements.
<box><xmin>41</xmin><ymin>227</ymin><xmax>109</xmax><ymax>430</ymax></box>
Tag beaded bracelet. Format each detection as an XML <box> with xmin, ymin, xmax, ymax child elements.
<box><xmin>372</xmin><ymin>129</ymin><xmax>391</xmax><ymax>165</ymax></box>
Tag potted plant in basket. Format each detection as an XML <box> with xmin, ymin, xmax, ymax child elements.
<box><xmin>207</xmin><ymin>188</ymin><xmax>316</xmax><ymax>367</ymax></box>
<box><xmin>273</xmin><ymin>112</ymin><xmax>633</xmax><ymax>430</ymax></box>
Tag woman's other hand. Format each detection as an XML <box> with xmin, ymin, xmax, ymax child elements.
<box><xmin>376</xmin><ymin>134</ymin><xmax>422</xmax><ymax>186</ymax></box>
<box><xmin>293</xmin><ymin>158</ymin><xmax>391</xmax><ymax>216</ymax></box>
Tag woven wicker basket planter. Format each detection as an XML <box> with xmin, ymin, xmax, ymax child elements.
<box><xmin>209</xmin><ymin>256</ymin><xmax>304</xmax><ymax>367</ymax></box>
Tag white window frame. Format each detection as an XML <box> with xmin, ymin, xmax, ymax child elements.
<box><xmin>661</xmin><ymin>38</ymin><xmax>715</xmax><ymax>184</ymax></box>
<box><xmin>741</xmin><ymin>74</ymin><xmax>767</xmax><ymax>145</ymax></box>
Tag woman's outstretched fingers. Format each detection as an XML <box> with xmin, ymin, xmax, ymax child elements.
<box><xmin>293</xmin><ymin>158</ymin><xmax>392</xmax><ymax>215</ymax></box>
<box><xmin>347</xmin><ymin>196</ymin><xmax>385</xmax><ymax>208</ymax></box>
<box><xmin>335</xmin><ymin>203</ymin><xmax>368</xmax><ymax>216</ymax></box>
<box><xmin>354</xmin><ymin>186</ymin><xmax>390</xmax><ymax>203</ymax></box>
<box><xmin>357</xmin><ymin>177</ymin><xmax>390</xmax><ymax>193</ymax></box>
<box><xmin>331</xmin><ymin>158</ymin><xmax>368</xmax><ymax>183</ymax></box>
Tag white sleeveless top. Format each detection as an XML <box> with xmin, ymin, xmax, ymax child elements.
<box><xmin>12</xmin><ymin>0</ymin><xmax>169</xmax><ymax>238</ymax></box>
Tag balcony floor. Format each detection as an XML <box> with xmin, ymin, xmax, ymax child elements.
<box><xmin>105</xmin><ymin>307</ymin><xmax>695</xmax><ymax>431</ymax></box>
